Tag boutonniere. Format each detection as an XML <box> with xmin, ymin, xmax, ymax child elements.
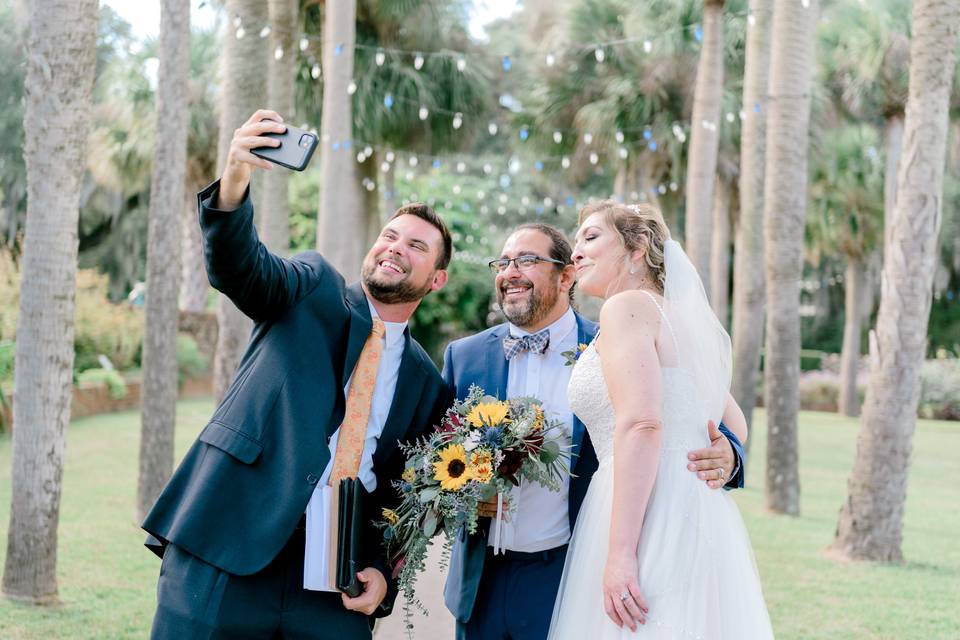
<box><xmin>561</xmin><ymin>343</ymin><xmax>589</xmax><ymax>366</ymax></box>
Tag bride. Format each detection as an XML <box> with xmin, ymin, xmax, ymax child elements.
<box><xmin>547</xmin><ymin>201</ymin><xmax>773</xmax><ymax>639</ymax></box>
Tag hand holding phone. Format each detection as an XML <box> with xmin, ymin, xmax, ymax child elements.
<box><xmin>251</xmin><ymin>121</ymin><xmax>318</xmax><ymax>172</ymax></box>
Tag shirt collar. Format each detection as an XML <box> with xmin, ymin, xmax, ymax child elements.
<box><xmin>368</xmin><ymin>300</ymin><xmax>407</xmax><ymax>349</ymax></box>
<box><xmin>509</xmin><ymin>306</ymin><xmax>576</xmax><ymax>351</ymax></box>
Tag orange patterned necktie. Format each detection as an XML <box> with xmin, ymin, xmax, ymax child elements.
<box><xmin>329</xmin><ymin>318</ymin><xmax>385</xmax><ymax>484</ymax></box>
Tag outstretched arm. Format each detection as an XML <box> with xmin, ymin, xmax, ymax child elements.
<box><xmin>199</xmin><ymin>110</ymin><xmax>328</xmax><ymax>322</ymax></box>
<box><xmin>598</xmin><ymin>291</ymin><xmax>662</xmax><ymax>632</ymax></box>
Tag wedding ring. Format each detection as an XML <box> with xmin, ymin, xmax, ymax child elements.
<box><xmin>717</xmin><ymin>468</ymin><xmax>725</xmax><ymax>482</ymax></box>
<box><xmin>620</xmin><ymin>591</ymin><xmax>630</xmax><ymax>601</ymax></box>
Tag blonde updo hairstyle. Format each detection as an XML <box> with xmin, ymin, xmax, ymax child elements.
<box><xmin>577</xmin><ymin>200</ymin><xmax>670</xmax><ymax>293</ymax></box>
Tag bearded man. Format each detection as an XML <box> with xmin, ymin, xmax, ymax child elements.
<box><xmin>142</xmin><ymin>110</ymin><xmax>452</xmax><ymax>640</ymax></box>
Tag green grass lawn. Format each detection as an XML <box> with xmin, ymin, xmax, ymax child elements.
<box><xmin>0</xmin><ymin>401</ymin><xmax>957</xmax><ymax>639</ymax></box>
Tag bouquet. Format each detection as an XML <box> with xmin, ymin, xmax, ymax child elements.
<box><xmin>376</xmin><ymin>384</ymin><xmax>571</xmax><ymax>632</ymax></box>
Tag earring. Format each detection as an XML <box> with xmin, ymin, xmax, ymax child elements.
<box><xmin>629</xmin><ymin>265</ymin><xmax>637</xmax><ymax>275</ymax></box>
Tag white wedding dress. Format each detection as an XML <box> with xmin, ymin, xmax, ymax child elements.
<box><xmin>548</xmin><ymin>241</ymin><xmax>774</xmax><ymax>640</ymax></box>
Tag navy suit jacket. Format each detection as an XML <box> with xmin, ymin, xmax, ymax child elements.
<box><xmin>440</xmin><ymin>312</ymin><xmax>745</xmax><ymax>623</ymax></box>
<box><xmin>141</xmin><ymin>181</ymin><xmax>449</xmax><ymax>618</ymax></box>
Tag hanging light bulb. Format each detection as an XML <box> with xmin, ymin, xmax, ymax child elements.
<box><xmin>311</xmin><ymin>64</ymin><xmax>321</xmax><ymax>79</ymax></box>
<box><xmin>488</xmin><ymin>122</ymin><xmax>498</xmax><ymax>136</ymax></box>
<box><xmin>546</xmin><ymin>52</ymin><xmax>556</xmax><ymax>66</ymax></box>
<box><xmin>456</xmin><ymin>161</ymin><xmax>466</xmax><ymax>173</ymax></box>
<box><xmin>453</xmin><ymin>185</ymin><xmax>462</xmax><ymax>194</ymax></box>
<box><xmin>589</xmin><ymin>152</ymin><xmax>599</xmax><ymax>165</ymax></box>
<box><xmin>553</xmin><ymin>131</ymin><xmax>563</xmax><ymax>144</ymax></box>
<box><xmin>259</xmin><ymin>26</ymin><xmax>271</xmax><ymax>38</ymax></box>
<box><xmin>643</xmin><ymin>40</ymin><xmax>653</xmax><ymax>53</ymax></box>
<box><xmin>618</xmin><ymin>147</ymin><xmax>628</xmax><ymax>159</ymax></box>
<box><xmin>615</xmin><ymin>130</ymin><xmax>625</xmax><ymax>144</ymax></box>
<box><xmin>452</xmin><ymin>113</ymin><xmax>463</xmax><ymax>129</ymax></box>
<box><xmin>274</xmin><ymin>46</ymin><xmax>284</xmax><ymax>61</ymax></box>
<box><xmin>499</xmin><ymin>194</ymin><xmax>508</xmax><ymax>204</ymax></box>
<box><xmin>363</xmin><ymin>146</ymin><xmax>373</xmax><ymax>157</ymax></box>
<box><xmin>347</xmin><ymin>81</ymin><xmax>357</xmax><ymax>94</ymax></box>
<box><xmin>419</xmin><ymin>106</ymin><xmax>429</xmax><ymax>120</ymax></box>
<box><xmin>584</xmin><ymin>132</ymin><xmax>593</xmax><ymax>145</ymax></box>
<box><xmin>457</xmin><ymin>57</ymin><xmax>467</xmax><ymax>72</ymax></box>
<box><xmin>409</xmin><ymin>156</ymin><xmax>419</xmax><ymax>167</ymax></box>
<box><xmin>483</xmin><ymin>163</ymin><xmax>493</xmax><ymax>175</ymax></box>
<box><xmin>414</xmin><ymin>53</ymin><xmax>424</xmax><ymax>70</ymax></box>
<box><xmin>386</xmin><ymin>151</ymin><xmax>395</xmax><ymax>162</ymax></box>
<box><xmin>235</xmin><ymin>27</ymin><xmax>246</xmax><ymax>39</ymax></box>
<box><xmin>375</xmin><ymin>50</ymin><xmax>386</xmax><ymax>66</ymax></box>
<box><xmin>748</xmin><ymin>12</ymin><xmax>756</xmax><ymax>26</ymax></box>
<box><xmin>356</xmin><ymin>152</ymin><xmax>366</xmax><ymax>163</ymax></box>
<box><xmin>381</xmin><ymin>161</ymin><xmax>390</xmax><ymax>173</ymax></box>
<box><xmin>300</xmin><ymin>37</ymin><xmax>309</xmax><ymax>51</ymax></box>
<box><xmin>594</xmin><ymin>47</ymin><xmax>605</xmax><ymax>63</ymax></box>
<box><xmin>561</xmin><ymin>156</ymin><xmax>571</xmax><ymax>169</ymax></box>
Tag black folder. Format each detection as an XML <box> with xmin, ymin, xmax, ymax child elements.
<box><xmin>335</xmin><ymin>477</ymin><xmax>366</xmax><ymax>598</ymax></box>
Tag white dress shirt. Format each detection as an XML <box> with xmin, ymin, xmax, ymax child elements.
<box><xmin>488</xmin><ymin>307</ymin><xmax>578</xmax><ymax>553</ymax></box>
<box><xmin>303</xmin><ymin>302</ymin><xmax>407</xmax><ymax>591</ymax></box>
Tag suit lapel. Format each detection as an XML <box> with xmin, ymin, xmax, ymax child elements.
<box><xmin>373</xmin><ymin>331</ymin><xmax>426</xmax><ymax>468</ymax></box>
<box><xmin>571</xmin><ymin>313</ymin><xmax>598</xmax><ymax>471</ymax></box>
<box><xmin>342</xmin><ymin>283</ymin><xmax>373</xmax><ymax>388</ymax></box>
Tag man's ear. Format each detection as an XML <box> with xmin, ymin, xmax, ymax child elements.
<box><xmin>559</xmin><ymin>264</ymin><xmax>576</xmax><ymax>295</ymax></box>
<box><xmin>430</xmin><ymin>269</ymin><xmax>449</xmax><ymax>293</ymax></box>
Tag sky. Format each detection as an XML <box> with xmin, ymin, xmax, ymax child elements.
<box><xmin>102</xmin><ymin>0</ymin><xmax>520</xmax><ymax>42</ymax></box>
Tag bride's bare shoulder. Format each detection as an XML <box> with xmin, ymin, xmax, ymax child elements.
<box><xmin>598</xmin><ymin>290</ymin><xmax>662</xmax><ymax>333</ymax></box>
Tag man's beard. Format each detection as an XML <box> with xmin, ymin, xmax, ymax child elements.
<box><xmin>497</xmin><ymin>278</ymin><xmax>560</xmax><ymax>328</ymax></box>
<box><xmin>361</xmin><ymin>257</ymin><xmax>435</xmax><ymax>305</ymax></box>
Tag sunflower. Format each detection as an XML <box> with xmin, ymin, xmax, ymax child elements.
<box><xmin>470</xmin><ymin>448</ymin><xmax>493</xmax><ymax>467</ymax></box>
<box><xmin>434</xmin><ymin>444</ymin><xmax>473</xmax><ymax>491</ymax></box>
<box><xmin>531</xmin><ymin>405</ymin><xmax>545</xmax><ymax>432</ymax></box>
<box><xmin>466</xmin><ymin>401</ymin><xmax>511</xmax><ymax>428</ymax></box>
<box><xmin>381</xmin><ymin>508</ymin><xmax>399</xmax><ymax>525</ymax></box>
<box><xmin>401</xmin><ymin>467</ymin><xmax>417</xmax><ymax>484</ymax></box>
<box><xmin>471</xmin><ymin>462</ymin><xmax>494</xmax><ymax>484</ymax></box>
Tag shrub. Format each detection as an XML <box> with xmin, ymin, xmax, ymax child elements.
<box><xmin>176</xmin><ymin>333</ymin><xmax>209</xmax><ymax>383</ymax></box>
<box><xmin>919</xmin><ymin>358</ymin><xmax>960</xmax><ymax>421</ymax></box>
<box><xmin>76</xmin><ymin>367</ymin><xmax>128</xmax><ymax>400</ymax></box>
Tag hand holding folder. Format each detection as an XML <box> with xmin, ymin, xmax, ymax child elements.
<box><xmin>331</xmin><ymin>477</ymin><xmax>366</xmax><ymax>598</ymax></box>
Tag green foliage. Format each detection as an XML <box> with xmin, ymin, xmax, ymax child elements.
<box><xmin>919</xmin><ymin>358</ymin><xmax>960</xmax><ymax>421</ymax></box>
<box><xmin>76</xmin><ymin>368</ymin><xmax>128</xmax><ymax>400</ymax></box>
<box><xmin>176</xmin><ymin>334</ymin><xmax>209</xmax><ymax>384</ymax></box>
<box><xmin>72</xmin><ymin>270</ymin><xmax>144</xmax><ymax>373</ymax></box>
<box><xmin>0</xmin><ymin>1</ymin><xmax>26</xmax><ymax>250</ymax></box>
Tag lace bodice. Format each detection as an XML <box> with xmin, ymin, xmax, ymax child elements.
<box><xmin>567</xmin><ymin>344</ymin><xmax>711</xmax><ymax>462</ymax></box>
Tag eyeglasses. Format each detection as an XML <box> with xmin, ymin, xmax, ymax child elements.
<box><xmin>487</xmin><ymin>254</ymin><xmax>567</xmax><ymax>274</ymax></box>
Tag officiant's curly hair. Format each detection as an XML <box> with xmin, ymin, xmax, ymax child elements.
<box><xmin>514</xmin><ymin>222</ymin><xmax>576</xmax><ymax>300</ymax></box>
<box><xmin>390</xmin><ymin>203</ymin><xmax>453</xmax><ymax>270</ymax></box>
<box><xmin>577</xmin><ymin>201</ymin><xmax>669</xmax><ymax>292</ymax></box>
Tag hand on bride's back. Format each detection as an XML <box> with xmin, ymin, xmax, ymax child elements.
<box><xmin>602</xmin><ymin>551</ymin><xmax>649</xmax><ymax>631</ymax></box>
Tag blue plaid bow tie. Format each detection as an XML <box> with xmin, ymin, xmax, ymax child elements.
<box><xmin>502</xmin><ymin>330</ymin><xmax>550</xmax><ymax>360</ymax></box>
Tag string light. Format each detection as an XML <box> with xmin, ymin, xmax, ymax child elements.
<box><xmin>311</xmin><ymin>64</ymin><xmax>321</xmax><ymax>79</ymax></box>
<box><xmin>274</xmin><ymin>46</ymin><xmax>284</xmax><ymax>60</ymax></box>
<box><xmin>583</xmin><ymin>133</ymin><xmax>593</xmax><ymax>144</ymax></box>
<box><xmin>546</xmin><ymin>52</ymin><xmax>556</xmax><ymax>66</ymax></box>
<box><xmin>259</xmin><ymin>25</ymin><xmax>271</xmax><ymax>38</ymax></box>
<box><xmin>375</xmin><ymin>50</ymin><xmax>386</xmax><ymax>66</ymax></box>
<box><xmin>300</xmin><ymin>37</ymin><xmax>309</xmax><ymax>51</ymax></box>
<box><xmin>643</xmin><ymin>40</ymin><xmax>653</xmax><ymax>53</ymax></box>
<box><xmin>457</xmin><ymin>57</ymin><xmax>467</xmax><ymax>72</ymax></box>
<box><xmin>235</xmin><ymin>27</ymin><xmax>246</xmax><ymax>39</ymax></box>
<box><xmin>594</xmin><ymin>47</ymin><xmax>605</xmax><ymax>63</ymax></box>
<box><xmin>488</xmin><ymin>122</ymin><xmax>499</xmax><ymax>136</ymax></box>
<box><xmin>419</xmin><ymin>106</ymin><xmax>429</xmax><ymax>120</ymax></box>
<box><xmin>553</xmin><ymin>131</ymin><xmax>563</xmax><ymax>144</ymax></box>
<box><xmin>347</xmin><ymin>81</ymin><xmax>357</xmax><ymax>94</ymax></box>
<box><xmin>414</xmin><ymin>53</ymin><xmax>424</xmax><ymax>70</ymax></box>
<box><xmin>452</xmin><ymin>113</ymin><xmax>463</xmax><ymax>129</ymax></box>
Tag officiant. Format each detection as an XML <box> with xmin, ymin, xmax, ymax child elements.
<box><xmin>141</xmin><ymin>109</ymin><xmax>452</xmax><ymax>640</ymax></box>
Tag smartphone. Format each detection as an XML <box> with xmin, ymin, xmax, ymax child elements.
<box><xmin>251</xmin><ymin>121</ymin><xmax>318</xmax><ymax>171</ymax></box>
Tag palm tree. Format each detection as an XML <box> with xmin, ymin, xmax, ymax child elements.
<box><xmin>684</xmin><ymin>0</ymin><xmax>726</xmax><ymax>299</ymax></box>
<box><xmin>137</xmin><ymin>0</ymin><xmax>191</xmax><ymax>522</ymax></box>
<box><xmin>730</xmin><ymin>0</ymin><xmax>772</xmax><ymax>434</ymax></box>
<box><xmin>808</xmin><ymin>124</ymin><xmax>884</xmax><ymax>417</ymax></box>
<box><xmin>261</xmin><ymin>0</ymin><xmax>299</xmax><ymax>255</ymax></box>
<box><xmin>2</xmin><ymin>0</ymin><xmax>99</xmax><ymax>603</ymax></box>
<box><xmin>832</xmin><ymin>0</ymin><xmax>960</xmax><ymax>562</ymax></box>
<box><xmin>710</xmin><ymin>172</ymin><xmax>734</xmax><ymax>326</ymax></box>
<box><xmin>213</xmin><ymin>0</ymin><xmax>268</xmax><ymax>402</ymax></box>
<box><xmin>317</xmin><ymin>0</ymin><xmax>364</xmax><ymax>279</ymax></box>
<box><xmin>762</xmin><ymin>0</ymin><xmax>818</xmax><ymax>516</ymax></box>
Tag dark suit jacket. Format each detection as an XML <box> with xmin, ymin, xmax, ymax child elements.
<box><xmin>141</xmin><ymin>181</ymin><xmax>449</xmax><ymax>618</ymax></box>
<box><xmin>440</xmin><ymin>312</ymin><xmax>746</xmax><ymax>623</ymax></box>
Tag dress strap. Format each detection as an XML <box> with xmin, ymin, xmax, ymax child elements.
<box><xmin>638</xmin><ymin>289</ymin><xmax>680</xmax><ymax>357</ymax></box>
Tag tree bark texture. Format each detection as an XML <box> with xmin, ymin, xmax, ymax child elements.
<box><xmin>261</xmin><ymin>0</ymin><xmax>298</xmax><ymax>255</ymax></box>
<box><xmin>710</xmin><ymin>175</ymin><xmax>732</xmax><ymax>328</ymax></box>
<box><xmin>731</xmin><ymin>0</ymin><xmax>773</xmax><ymax>436</ymax></box>
<box><xmin>883</xmin><ymin>113</ymin><xmax>905</xmax><ymax>262</ymax></box>
<box><xmin>137</xmin><ymin>0</ymin><xmax>191</xmax><ymax>523</ymax></box>
<box><xmin>762</xmin><ymin>0</ymin><xmax>818</xmax><ymax>516</ymax></box>
<box><xmin>683</xmin><ymin>0</ymin><xmax>725</xmax><ymax>299</ymax></box>
<box><xmin>838</xmin><ymin>256</ymin><xmax>866</xmax><ymax>417</ymax></box>
<box><xmin>213</xmin><ymin>0</ymin><xmax>268</xmax><ymax>403</ymax></box>
<box><xmin>179</xmin><ymin>185</ymin><xmax>208</xmax><ymax>312</ymax></box>
<box><xmin>833</xmin><ymin>0</ymin><xmax>959</xmax><ymax>562</ymax></box>
<box><xmin>2</xmin><ymin>0</ymin><xmax>98</xmax><ymax>603</ymax></box>
<box><xmin>317</xmin><ymin>0</ymin><xmax>365</xmax><ymax>280</ymax></box>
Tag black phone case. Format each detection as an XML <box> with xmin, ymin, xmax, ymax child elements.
<box><xmin>251</xmin><ymin>123</ymin><xmax>318</xmax><ymax>171</ymax></box>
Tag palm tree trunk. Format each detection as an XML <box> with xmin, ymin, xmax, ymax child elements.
<box><xmin>762</xmin><ymin>0</ymin><xmax>818</xmax><ymax>516</ymax></box>
<box><xmin>683</xmin><ymin>0</ymin><xmax>725</xmax><ymax>299</ymax></box>
<box><xmin>213</xmin><ymin>0</ymin><xmax>268</xmax><ymax>403</ymax></box>
<box><xmin>833</xmin><ymin>0</ymin><xmax>959</xmax><ymax>562</ymax></box>
<box><xmin>137</xmin><ymin>0</ymin><xmax>191</xmax><ymax>523</ymax></box>
<box><xmin>381</xmin><ymin>157</ymin><xmax>396</xmax><ymax>220</ymax></box>
<box><xmin>838</xmin><ymin>256</ymin><xmax>865</xmax><ymax>417</ymax></box>
<box><xmin>261</xmin><ymin>0</ymin><xmax>298</xmax><ymax>255</ymax></box>
<box><xmin>179</xmin><ymin>184</ymin><xmax>208</xmax><ymax>313</ymax></box>
<box><xmin>317</xmin><ymin>0</ymin><xmax>364</xmax><ymax>280</ymax></box>
<box><xmin>731</xmin><ymin>0</ymin><xmax>773</xmax><ymax>437</ymax></box>
<box><xmin>883</xmin><ymin>112</ymin><xmax>905</xmax><ymax>261</ymax></box>
<box><xmin>1</xmin><ymin>0</ymin><xmax>98</xmax><ymax>603</ymax></box>
<box><xmin>710</xmin><ymin>175</ymin><xmax>732</xmax><ymax>327</ymax></box>
<box><xmin>361</xmin><ymin>151</ymin><xmax>381</xmax><ymax>249</ymax></box>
